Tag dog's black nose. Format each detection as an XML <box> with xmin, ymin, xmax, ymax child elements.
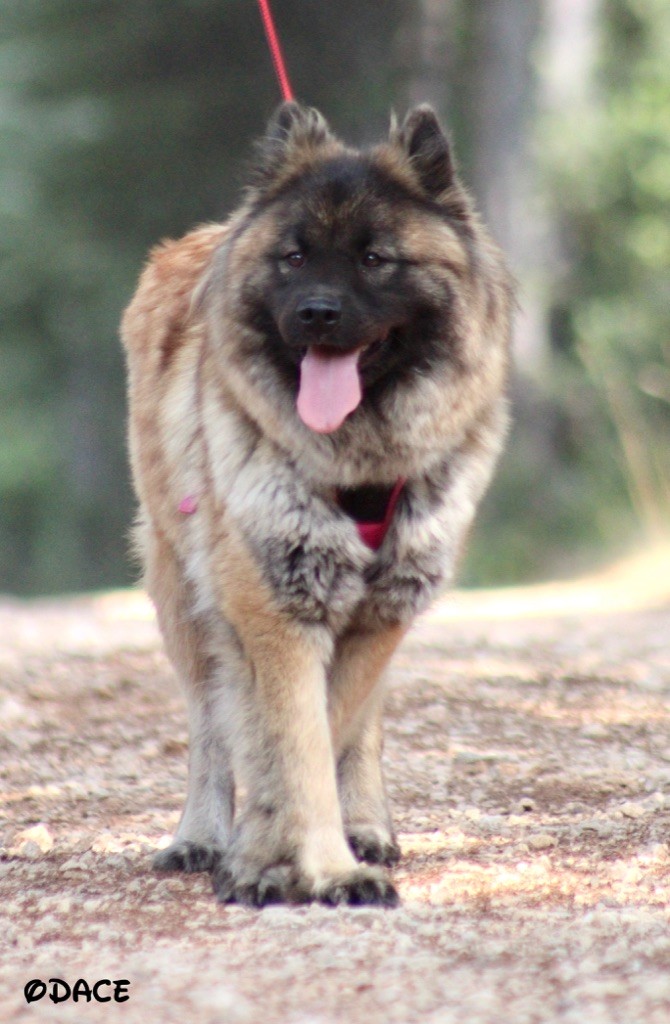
<box><xmin>296</xmin><ymin>296</ymin><xmax>342</xmax><ymax>331</ymax></box>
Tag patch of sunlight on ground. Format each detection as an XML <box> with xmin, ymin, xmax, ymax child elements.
<box><xmin>428</xmin><ymin>544</ymin><xmax>670</xmax><ymax>622</ymax></box>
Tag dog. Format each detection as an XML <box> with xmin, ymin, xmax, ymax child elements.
<box><xmin>121</xmin><ymin>101</ymin><xmax>512</xmax><ymax>906</ymax></box>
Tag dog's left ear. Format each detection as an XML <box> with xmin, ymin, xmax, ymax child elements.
<box><xmin>393</xmin><ymin>105</ymin><xmax>455</xmax><ymax>197</ymax></box>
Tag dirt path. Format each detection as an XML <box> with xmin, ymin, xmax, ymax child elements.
<box><xmin>2</xmin><ymin>550</ymin><xmax>670</xmax><ymax>1023</ymax></box>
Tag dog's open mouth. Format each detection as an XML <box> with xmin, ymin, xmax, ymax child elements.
<box><xmin>296</xmin><ymin>335</ymin><xmax>389</xmax><ymax>434</ymax></box>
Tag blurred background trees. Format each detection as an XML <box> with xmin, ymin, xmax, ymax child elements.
<box><xmin>0</xmin><ymin>0</ymin><xmax>668</xmax><ymax>595</ymax></box>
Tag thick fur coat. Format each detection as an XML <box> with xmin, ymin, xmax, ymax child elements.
<box><xmin>121</xmin><ymin>102</ymin><xmax>513</xmax><ymax>906</ymax></box>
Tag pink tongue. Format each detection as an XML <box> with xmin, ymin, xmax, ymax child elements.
<box><xmin>297</xmin><ymin>347</ymin><xmax>362</xmax><ymax>434</ymax></box>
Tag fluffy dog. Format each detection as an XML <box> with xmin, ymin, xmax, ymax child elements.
<box><xmin>121</xmin><ymin>102</ymin><xmax>512</xmax><ymax>906</ymax></box>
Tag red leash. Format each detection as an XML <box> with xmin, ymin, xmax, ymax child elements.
<box><xmin>256</xmin><ymin>0</ymin><xmax>294</xmax><ymax>102</ymax></box>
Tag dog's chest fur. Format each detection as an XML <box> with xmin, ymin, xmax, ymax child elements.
<box><xmin>229</xmin><ymin>462</ymin><xmax>448</xmax><ymax>631</ymax></box>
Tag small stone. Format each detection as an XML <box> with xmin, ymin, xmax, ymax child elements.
<box><xmin>11</xmin><ymin>824</ymin><xmax>54</xmax><ymax>857</ymax></box>
<box><xmin>565</xmin><ymin>802</ymin><xmax>587</xmax><ymax>814</ymax></box>
<box><xmin>528</xmin><ymin>833</ymin><xmax>558</xmax><ymax>850</ymax></box>
<box><xmin>579</xmin><ymin>820</ymin><xmax>616</xmax><ymax>838</ymax></box>
<box><xmin>60</xmin><ymin>856</ymin><xmax>84</xmax><ymax>873</ymax></box>
<box><xmin>20</xmin><ymin>841</ymin><xmax>42</xmax><ymax>859</ymax></box>
<box><xmin>478</xmin><ymin>815</ymin><xmax>508</xmax><ymax>833</ymax></box>
<box><xmin>582</xmin><ymin>722</ymin><xmax>609</xmax><ymax>739</ymax></box>
<box><xmin>621</xmin><ymin>802</ymin><xmax>646</xmax><ymax>819</ymax></box>
<box><xmin>454</xmin><ymin>751</ymin><xmax>497</xmax><ymax>765</ymax></box>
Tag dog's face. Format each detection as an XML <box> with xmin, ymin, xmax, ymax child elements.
<box><xmin>265</xmin><ymin>161</ymin><xmax>420</xmax><ymax>376</ymax></box>
<box><xmin>210</xmin><ymin>103</ymin><xmax>507</xmax><ymax>436</ymax></box>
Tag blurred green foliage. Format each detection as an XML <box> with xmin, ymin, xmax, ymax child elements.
<box><xmin>0</xmin><ymin>0</ymin><xmax>406</xmax><ymax>594</ymax></box>
<box><xmin>0</xmin><ymin>0</ymin><xmax>668</xmax><ymax>594</ymax></box>
<box><xmin>468</xmin><ymin>0</ymin><xmax>670</xmax><ymax>584</ymax></box>
<box><xmin>570</xmin><ymin>0</ymin><xmax>670</xmax><ymax>538</ymax></box>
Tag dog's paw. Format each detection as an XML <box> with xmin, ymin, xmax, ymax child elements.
<box><xmin>317</xmin><ymin>866</ymin><xmax>399</xmax><ymax>908</ymax></box>
<box><xmin>213</xmin><ymin>862</ymin><xmax>302</xmax><ymax>907</ymax></box>
<box><xmin>153</xmin><ymin>840</ymin><xmax>222</xmax><ymax>874</ymax></box>
<box><xmin>347</xmin><ymin>826</ymin><xmax>401</xmax><ymax>867</ymax></box>
<box><xmin>212</xmin><ymin>857</ymin><xmax>398</xmax><ymax>908</ymax></box>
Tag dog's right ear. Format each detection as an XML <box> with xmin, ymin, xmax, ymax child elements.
<box><xmin>250</xmin><ymin>102</ymin><xmax>334</xmax><ymax>195</ymax></box>
<box><xmin>265</xmin><ymin>101</ymin><xmax>332</xmax><ymax>149</ymax></box>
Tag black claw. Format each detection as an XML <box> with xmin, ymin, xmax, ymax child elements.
<box><xmin>352</xmin><ymin>877</ymin><xmax>399</xmax><ymax>907</ymax></box>
<box><xmin>320</xmin><ymin>873</ymin><xmax>400</xmax><ymax>908</ymax></box>
<box><xmin>379</xmin><ymin>882</ymin><xmax>400</xmax><ymax>908</ymax></box>
<box><xmin>235</xmin><ymin>883</ymin><xmax>265</xmax><ymax>908</ymax></box>
<box><xmin>350</xmin><ymin>879</ymin><xmax>377</xmax><ymax>904</ymax></box>
<box><xmin>212</xmin><ymin>865</ymin><xmax>235</xmax><ymax>903</ymax></box>
<box><xmin>154</xmin><ymin>840</ymin><xmax>221</xmax><ymax>874</ymax></box>
<box><xmin>322</xmin><ymin>884</ymin><xmax>349</xmax><ymax>907</ymax></box>
<box><xmin>258</xmin><ymin>885</ymin><xmax>282</xmax><ymax>906</ymax></box>
<box><xmin>213</xmin><ymin>864</ymin><xmax>301</xmax><ymax>907</ymax></box>
<box><xmin>348</xmin><ymin>834</ymin><xmax>401</xmax><ymax>868</ymax></box>
<box><xmin>256</xmin><ymin>873</ymin><xmax>289</xmax><ymax>906</ymax></box>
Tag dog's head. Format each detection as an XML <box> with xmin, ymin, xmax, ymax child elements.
<box><xmin>207</xmin><ymin>103</ymin><xmax>510</xmax><ymax>437</ymax></box>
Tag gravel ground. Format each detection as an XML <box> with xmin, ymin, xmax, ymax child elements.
<box><xmin>1</xmin><ymin>549</ymin><xmax>670</xmax><ymax>1023</ymax></box>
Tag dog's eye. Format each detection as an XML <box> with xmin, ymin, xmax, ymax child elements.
<box><xmin>362</xmin><ymin>252</ymin><xmax>383</xmax><ymax>268</ymax></box>
<box><xmin>285</xmin><ymin>252</ymin><xmax>305</xmax><ymax>269</ymax></box>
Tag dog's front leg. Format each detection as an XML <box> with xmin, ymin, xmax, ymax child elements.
<box><xmin>211</xmin><ymin>537</ymin><xmax>398</xmax><ymax>907</ymax></box>
<box><xmin>329</xmin><ymin>625</ymin><xmax>406</xmax><ymax>869</ymax></box>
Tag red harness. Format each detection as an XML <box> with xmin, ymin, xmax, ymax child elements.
<box><xmin>348</xmin><ymin>477</ymin><xmax>405</xmax><ymax>551</ymax></box>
